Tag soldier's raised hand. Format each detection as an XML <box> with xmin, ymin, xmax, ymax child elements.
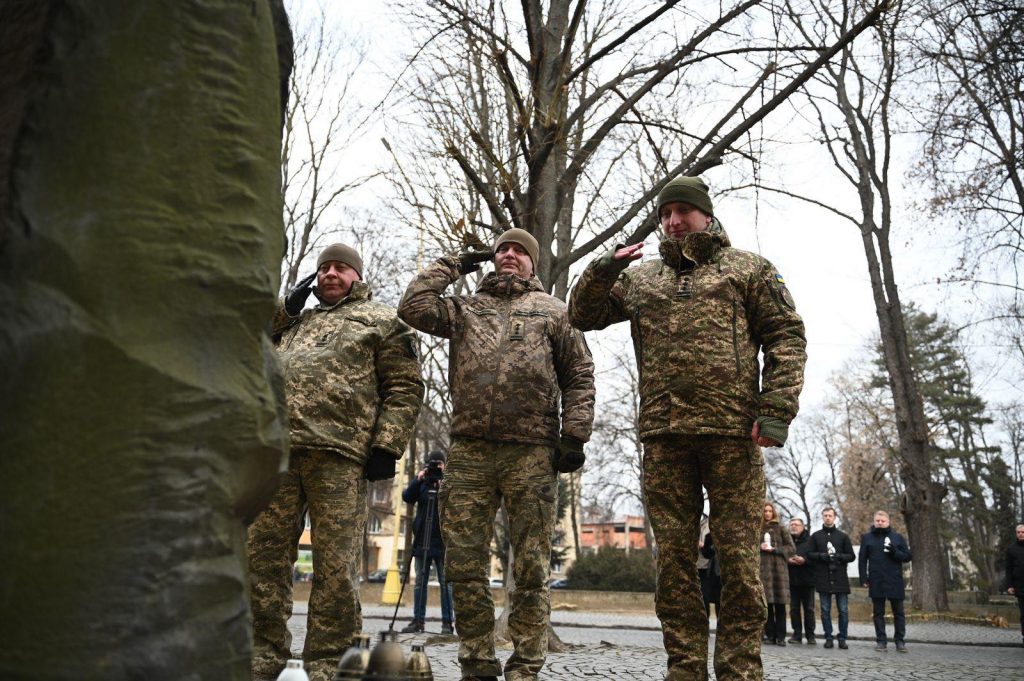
<box><xmin>284</xmin><ymin>271</ymin><xmax>317</xmax><ymax>316</ymax></box>
<box><xmin>613</xmin><ymin>243</ymin><xmax>644</xmax><ymax>262</ymax></box>
<box><xmin>456</xmin><ymin>248</ymin><xmax>493</xmax><ymax>275</ymax></box>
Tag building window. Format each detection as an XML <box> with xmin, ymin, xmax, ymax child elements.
<box><xmin>367</xmin><ymin>515</ymin><xmax>383</xmax><ymax>534</ymax></box>
<box><xmin>371</xmin><ymin>486</ymin><xmax>391</xmax><ymax>505</ymax></box>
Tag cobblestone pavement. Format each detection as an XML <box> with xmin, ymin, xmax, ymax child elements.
<box><xmin>287</xmin><ymin>603</ymin><xmax>1023</xmax><ymax>680</ymax></box>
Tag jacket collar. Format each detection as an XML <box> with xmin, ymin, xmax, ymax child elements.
<box><xmin>476</xmin><ymin>271</ymin><xmax>545</xmax><ymax>297</ymax></box>
<box><xmin>658</xmin><ymin>222</ymin><xmax>730</xmax><ymax>271</ymax></box>
<box><xmin>870</xmin><ymin>526</ymin><xmax>892</xmax><ymax>536</ymax></box>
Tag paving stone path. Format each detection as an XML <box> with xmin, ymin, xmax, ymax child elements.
<box><xmin>286</xmin><ymin>602</ymin><xmax>1023</xmax><ymax>680</ymax></box>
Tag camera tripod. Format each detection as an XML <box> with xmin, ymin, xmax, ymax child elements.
<box><xmin>387</xmin><ymin>477</ymin><xmax>443</xmax><ymax>632</ymax></box>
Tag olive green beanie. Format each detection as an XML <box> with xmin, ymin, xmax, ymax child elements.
<box><xmin>493</xmin><ymin>228</ymin><xmax>540</xmax><ymax>268</ymax></box>
<box><xmin>316</xmin><ymin>243</ymin><xmax>363</xmax><ymax>278</ymax></box>
<box><xmin>657</xmin><ymin>176</ymin><xmax>714</xmax><ymax>216</ymax></box>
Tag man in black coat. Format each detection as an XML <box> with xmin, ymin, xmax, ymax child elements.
<box><xmin>859</xmin><ymin>510</ymin><xmax>913</xmax><ymax>652</ymax></box>
<box><xmin>786</xmin><ymin>518</ymin><xmax>816</xmax><ymax>644</ymax></box>
<box><xmin>1003</xmin><ymin>523</ymin><xmax>1024</xmax><ymax>646</ymax></box>
<box><xmin>806</xmin><ymin>507</ymin><xmax>854</xmax><ymax>649</ymax></box>
<box><xmin>400</xmin><ymin>450</ymin><xmax>454</xmax><ymax>634</ymax></box>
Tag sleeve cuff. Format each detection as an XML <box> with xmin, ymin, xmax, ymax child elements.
<box><xmin>372</xmin><ymin>443</ymin><xmax>403</xmax><ymax>460</ymax></box>
<box><xmin>756</xmin><ymin>416</ymin><xmax>789</xmax><ymax>445</ymax></box>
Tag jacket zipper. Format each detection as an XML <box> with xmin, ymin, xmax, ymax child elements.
<box><xmin>731</xmin><ymin>300</ymin><xmax>741</xmax><ymax>377</ymax></box>
<box><xmin>486</xmin><ymin>296</ymin><xmax>512</xmax><ymax>434</ymax></box>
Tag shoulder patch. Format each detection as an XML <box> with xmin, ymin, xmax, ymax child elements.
<box><xmin>771</xmin><ymin>271</ymin><xmax>796</xmax><ymax>310</ymax></box>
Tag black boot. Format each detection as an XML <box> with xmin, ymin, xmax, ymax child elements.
<box><xmin>400</xmin><ymin>619</ymin><xmax>424</xmax><ymax>633</ymax></box>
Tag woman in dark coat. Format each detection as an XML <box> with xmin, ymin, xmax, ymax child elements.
<box><xmin>760</xmin><ymin>501</ymin><xmax>795</xmax><ymax>645</ymax></box>
<box><xmin>699</xmin><ymin>529</ymin><xmax>722</xmax><ymax>617</ymax></box>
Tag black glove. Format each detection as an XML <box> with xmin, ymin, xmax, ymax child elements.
<box><xmin>551</xmin><ymin>435</ymin><xmax>586</xmax><ymax>473</ymax></box>
<box><xmin>363</xmin><ymin>448</ymin><xmax>397</xmax><ymax>481</ymax></box>
<box><xmin>284</xmin><ymin>272</ymin><xmax>317</xmax><ymax>316</ymax></box>
<box><xmin>456</xmin><ymin>249</ymin><xmax>493</xmax><ymax>275</ymax></box>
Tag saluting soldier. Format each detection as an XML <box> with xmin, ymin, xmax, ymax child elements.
<box><xmin>569</xmin><ymin>176</ymin><xmax>807</xmax><ymax>681</ymax></box>
<box><xmin>249</xmin><ymin>243</ymin><xmax>424</xmax><ymax>681</ymax></box>
<box><xmin>399</xmin><ymin>229</ymin><xmax>595</xmax><ymax>681</ymax></box>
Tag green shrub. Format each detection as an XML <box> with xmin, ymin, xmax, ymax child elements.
<box><xmin>566</xmin><ymin>545</ymin><xmax>656</xmax><ymax>592</ymax></box>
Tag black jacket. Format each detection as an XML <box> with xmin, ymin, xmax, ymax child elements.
<box><xmin>858</xmin><ymin>526</ymin><xmax>912</xmax><ymax>600</ymax></box>
<box><xmin>1004</xmin><ymin>539</ymin><xmax>1024</xmax><ymax>593</ymax></box>
<box><xmin>788</xmin><ymin>529</ymin><xmax>815</xmax><ymax>589</ymax></box>
<box><xmin>699</xmin><ymin>531</ymin><xmax>722</xmax><ymax>604</ymax></box>
<box><xmin>806</xmin><ymin>525</ymin><xmax>855</xmax><ymax>594</ymax></box>
<box><xmin>402</xmin><ymin>477</ymin><xmax>444</xmax><ymax>554</ymax></box>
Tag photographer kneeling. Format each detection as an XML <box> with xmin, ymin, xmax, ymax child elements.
<box><xmin>401</xmin><ymin>450</ymin><xmax>453</xmax><ymax>634</ymax></box>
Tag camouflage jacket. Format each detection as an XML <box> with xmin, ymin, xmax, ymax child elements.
<box><xmin>568</xmin><ymin>227</ymin><xmax>806</xmax><ymax>443</ymax></box>
<box><xmin>273</xmin><ymin>281</ymin><xmax>423</xmax><ymax>464</ymax></box>
<box><xmin>398</xmin><ymin>255</ymin><xmax>594</xmax><ymax>446</ymax></box>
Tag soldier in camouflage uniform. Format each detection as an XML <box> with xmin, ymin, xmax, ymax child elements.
<box><xmin>249</xmin><ymin>243</ymin><xmax>424</xmax><ymax>681</ymax></box>
<box><xmin>398</xmin><ymin>228</ymin><xmax>595</xmax><ymax>681</ymax></box>
<box><xmin>568</xmin><ymin>176</ymin><xmax>806</xmax><ymax>681</ymax></box>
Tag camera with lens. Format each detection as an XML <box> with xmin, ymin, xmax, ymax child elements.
<box><xmin>424</xmin><ymin>458</ymin><xmax>444</xmax><ymax>486</ymax></box>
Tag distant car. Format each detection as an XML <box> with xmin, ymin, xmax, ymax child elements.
<box><xmin>488</xmin><ymin>578</ymin><xmax>505</xmax><ymax>588</ymax></box>
<box><xmin>549</xmin><ymin>578</ymin><xmax>569</xmax><ymax>589</ymax></box>
<box><xmin>365</xmin><ymin>569</ymin><xmax>389</xmax><ymax>583</ymax></box>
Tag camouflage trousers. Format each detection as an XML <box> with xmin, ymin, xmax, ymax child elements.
<box><xmin>439</xmin><ymin>438</ymin><xmax>558</xmax><ymax>681</ymax></box>
<box><xmin>247</xmin><ymin>449</ymin><xmax>366</xmax><ymax>681</ymax></box>
<box><xmin>644</xmin><ymin>435</ymin><xmax>767</xmax><ymax>681</ymax></box>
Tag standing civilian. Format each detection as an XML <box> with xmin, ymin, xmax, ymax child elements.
<box><xmin>1004</xmin><ymin>523</ymin><xmax>1024</xmax><ymax>647</ymax></box>
<box><xmin>786</xmin><ymin>518</ymin><xmax>816</xmax><ymax>644</ymax></box>
<box><xmin>759</xmin><ymin>502</ymin><xmax>795</xmax><ymax>645</ymax></box>
<box><xmin>806</xmin><ymin>507</ymin><xmax>854</xmax><ymax>650</ymax></box>
<box><xmin>859</xmin><ymin>510</ymin><xmax>913</xmax><ymax>652</ymax></box>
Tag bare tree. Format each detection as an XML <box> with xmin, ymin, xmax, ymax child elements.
<box><xmin>582</xmin><ymin>338</ymin><xmax>654</xmax><ymax>550</ymax></box>
<box><xmin>781</xmin><ymin>0</ymin><xmax>949</xmax><ymax>610</ymax></box>
<box><xmin>998</xmin><ymin>403</ymin><xmax>1024</xmax><ymax>522</ymax></box>
<box><xmin>910</xmin><ymin>0</ymin><xmax>1024</xmax><ymax>286</ymax></box>
<box><xmin>766</xmin><ymin>425</ymin><xmax>821</xmax><ymax>524</ymax></box>
<box><xmin>801</xmin><ymin>361</ymin><xmax>905</xmax><ymax>536</ymax></box>
<box><xmin>389</xmin><ymin>0</ymin><xmax>887</xmax><ymax>298</ymax></box>
<box><xmin>280</xmin><ymin>2</ymin><xmax>380</xmax><ymax>289</ymax></box>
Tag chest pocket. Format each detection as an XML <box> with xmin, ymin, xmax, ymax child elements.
<box><xmin>329</xmin><ymin>314</ymin><xmax>378</xmax><ymax>349</ymax></box>
<box><xmin>467</xmin><ymin>307</ymin><xmax>499</xmax><ymax>318</ymax></box>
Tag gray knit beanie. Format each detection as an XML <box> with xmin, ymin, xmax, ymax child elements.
<box><xmin>316</xmin><ymin>243</ymin><xmax>363</xmax><ymax>278</ymax></box>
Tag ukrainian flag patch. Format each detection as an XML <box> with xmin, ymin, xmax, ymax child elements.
<box><xmin>775</xmin><ymin>273</ymin><xmax>785</xmax><ymax>284</ymax></box>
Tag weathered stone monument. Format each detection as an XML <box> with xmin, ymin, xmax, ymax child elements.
<box><xmin>0</xmin><ymin>2</ymin><xmax>292</xmax><ymax>678</ymax></box>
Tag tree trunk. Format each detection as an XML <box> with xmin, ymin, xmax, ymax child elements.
<box><xmin>862</xmin><ymin>228</ymin><xmax>949</xmax><ymax>611</ymax></box>
<box><xmin>523</xmin><ymin>1</ymin><xmax>573</xmax><ymax>293</ymax></box>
